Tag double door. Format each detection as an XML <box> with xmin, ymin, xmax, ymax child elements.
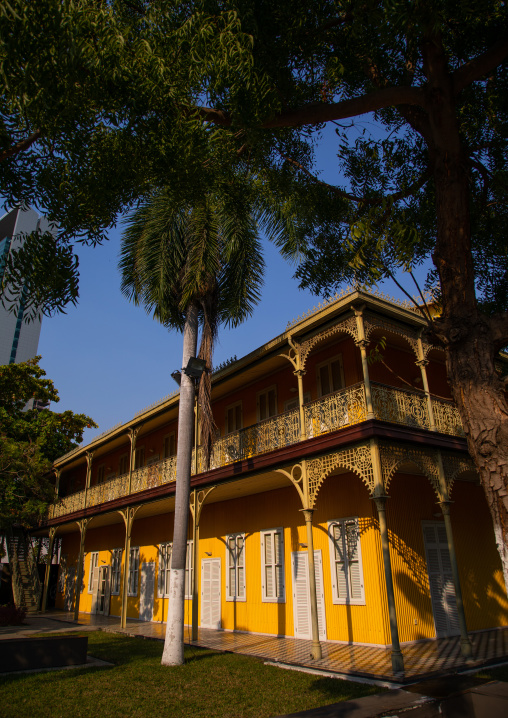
<box><xmin>291</xmin><ymin>550</ymin><xmax>327</xmax><ymax>640</ymax></box>
<box><xmin>423</xmin><ymin>522</ymin><xmax>460</xmax><ymax>638</ymax></box>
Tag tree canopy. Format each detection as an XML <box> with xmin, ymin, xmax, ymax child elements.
<box><xmin>1</xmin><ymin>1</ymin><xmax>507</xmax><ymax>576</ymax></box>
<box><xmin>0</xmin><ymin>357</ymin><xmax>96</xmax><ymax>530</ymax></box>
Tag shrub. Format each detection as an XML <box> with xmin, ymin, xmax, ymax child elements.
<box><xmin>0</xmin><ymin>603</ymin><xmax>27</xmax><ymax>626</ymax></box>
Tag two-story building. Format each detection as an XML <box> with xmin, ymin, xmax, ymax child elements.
<box><xmin>39</xmin><ymin>288</ymin><xmax>508</xmax><ymax>674</ymax></box>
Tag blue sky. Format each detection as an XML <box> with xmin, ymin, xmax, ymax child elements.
<box><xmin>37</xmin><ymin>121</ymin><xmax>432</xmax><ymax>445</ymax></box>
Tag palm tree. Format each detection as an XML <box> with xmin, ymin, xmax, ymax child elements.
<box><xmin>119</xmin><ymin>187</ymin><xmax>267</xmax><ymax>665</ymax></box>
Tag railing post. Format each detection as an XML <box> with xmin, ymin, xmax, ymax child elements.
<box><xmin>353</xmin><ymin>306</ymin><xmax>375</xmax><ymax>419</ymax></box>
<box><xmin>295</xmin><ymin>369</ymin><xmax>307</xmax><ymax>441</ymax></box>
<box><xmin>128</xmin><ymin>426</ymin><xmax>141</xmax><ymax>495</ymax></box>
<box><xmin>54</xmin><ymin>468</ymin><xmax>61</xmax><ymax>499</ymax></box>
<box><xmin>370</xmin><ymin>439</ymin><xmax>404</xmax><ymax>676</ymax></box>
<box><xmin>73</xmin><ymin>519</ymin><xmax>89</xmax><ymax>622</ymax></box>
<box><xmin>417</xmin><ymin>335</ymin><xmax>436</xmax><ymax>431</ymax></box>
<box><xmin>84</xmin><ymin>452</ymin><xmax>94</xmax><ymax>510</ymax></box>
<box><xmin>300</xmin><ymin>506</ymin><xmax>322</xmax><ymax>660</ymax></box>
<box><xmin>287</xmin><ymin>336</ymin><xmax>308</xmax><ymax>441</ymax></box>
<box><xmin>120</xmin><ymin>506</ymin><xmax>138</xmax><ymax>628</ymax></box>
<box><xmin>41</xmin><ymin>527</ymin><xmax>57</xmax><ymax>612</ymax></box>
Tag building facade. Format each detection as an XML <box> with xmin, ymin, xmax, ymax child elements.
<box><xmin>0</xmin><ymin>207</ymin><xmax>55</xmax><ymax>365</ymax></box>
<box><xmin>39</xmin><ymin>289</ymin><xmax>508</xmax><ymax>673</ymax></box>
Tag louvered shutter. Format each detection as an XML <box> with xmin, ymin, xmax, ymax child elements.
<box><xmin>292</xmin><ymin>552</ymin><xmax>310</xmax><ymax>638</ymax></box>
<box><xmin>227</xmin><ymin>536</ymin><xmax>236</xmax><ymax>598</ymax></box>
<box><xmin>201</xmin><ymin>559</ymin><xmax>212</xmax><ymax>627</ymax></box>
<box><xmin>423</xmin><ymin>522</ymin><xmax>460</xmax><ymax>637</ymax></box>
<box><xmin>292</xmin><ymin>551</ymin><xmax>326</xmax><ymax>639</ymax></box>
<box><xmin>237</xmin><ymin>535</ymin><xmax>245</xmax><ymax>599</ymax></box>
<box><xmin>314</xmin><ymin>551</ymin><xmax>327</xmax><ymax>640</ymax></box>
<box><xmin>264</xmin><ymin>533</ymin><xmax>274</xmax><ymax>599</ymax></box>
<box><xmin>345</xmin><ymin>520</ymin><xmax>363</xmax><ymax>601</ymax></box>
<box><xmin>185</xmin><ymin>541</ymin><xmax>193</xmax><ymax>600</ymax></box>
<box><xmin>332</xmin><ymin>523</ymin><xmax>348</xmax><ymax>600</ymax></box>
<box><xmin>211</xmin><ymin>559</ymin><xmax>221</xmax><ymax>628</ymax></box>
<box><xmin>274</xmin><ymin>532</ymin><xmax>284</xmax><ymax>599</ymax></box>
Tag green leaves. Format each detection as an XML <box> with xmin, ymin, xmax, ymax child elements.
<box><xmin>0</xmin><ymin>230</ymin><xmax>79</xmax><ymax>320</ymax></box>
<box><xmin>0</xmin><ymin>357</ymin><xmax>96</xmax><ymax>530</ymax></box>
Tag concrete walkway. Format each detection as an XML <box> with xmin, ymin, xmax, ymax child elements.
<box><xmin>2</xmin><ymin>612</ymin><xmax>507</xmax><ymax>718</ymax></box>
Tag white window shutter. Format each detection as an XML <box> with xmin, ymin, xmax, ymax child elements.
<box><xmin>237</xmin><ymin>535</ymin><xmax>245</xmax><ymax>599</ymax></box>
<box><xmin>333</xmin><ymin>523</ymin><xmax>348</xmax><ymax>600</ymax></box>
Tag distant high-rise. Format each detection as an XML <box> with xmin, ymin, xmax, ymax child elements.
<box><xmin>0</xmin><ymin>207</ymin><xmax>56</xmax><ymax>365</ymax></box>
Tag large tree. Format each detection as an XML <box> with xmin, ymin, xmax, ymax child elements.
<box><xmin>130</xmin><ymin>0</ymin><xmax>508</xmax><ymax>586</ymax></box>
<box><xmin>0</xmin><ymin>357</ymin><xmax>96</xmax><ymax>530</ymax></box>
<box><xmin>2</xmin><ymin>1</ymin><xmax>507</xmax><ymax>583</ymax></box>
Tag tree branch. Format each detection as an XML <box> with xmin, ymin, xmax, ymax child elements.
<box><xmin>0</xmin><ymin>130</ymin><xmax>41</xmax><ymax>162</ymax></box>
<box><xmin>283</xmin><ymin>154</ymin><xmax>431</xmax><ymax>205</ymax></box>
<box><xmin>198</xmin><ymin>86</ymin><xmax>424</xmax><ymax>130</ymax></box>
<box><xmin>453</xmin><ymin>36</ymin><xmax>508</xmax><ymax>94</ymax></box>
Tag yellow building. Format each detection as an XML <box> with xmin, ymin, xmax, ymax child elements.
<box><xmin>40</xmin><ymin>288</ymin><xmax>508</xmax><ymax>673</ymax></box>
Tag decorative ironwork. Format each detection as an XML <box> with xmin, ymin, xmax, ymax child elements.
<box><xmin>379</xmin><ymin>443</ymin><xmax>441</xmax><ymax>497</ymax></box>
<box><xmin>304</xmin><ymin>383</ymin><xmax>367</xmax><ymax>438</ymax></box>
<box><xmin>130</xmin><ymin>456</ymin><xmax>177</xmax><ymax>493</ymax></box>
<box><xmin>50</xmin><ymin>490</ymin><xmax>86</xmax><ymax>518</ymax></box>
<box><xmin>299</xmin><ymin>317</ymin><xmax>358</xmax><ymax>370</ymax></box>
<box><xmin>211</xmin><ymin>408</ymin><xmax>301</xmax><ymax>467</ymax></box>
<box><xmin>441</xmin><ymin>453</ymin><xmax>477</xmax><ymax>496</ymax></box>
<box><xmin>275</xmin><ymin>463</ymin><xmax>305</xmax><ymax>506</ymax></box>
<box><xmin>307</xmin><ymin>442</ymin><xmax>375</xmax><ymax>506</ymax></box>
<box><xmin>190</xmin><ymin>486</ymin><xmax>217</xmax><ymax>524</ymax></box>
<box><xmin>86</xmin><ymin>473</ymin><xmax>130</xmax><ymax>508</ymax></box>
<box><xmin>47</xmin><ymin>381</ymin><xmax>465</xmax><ymax>520</ymax></box>
<box><xmin>372</xmin><ymin>382</ymin><xmax>430</xmax><ymax>430</ymax></box>
<box><xmin>432</xmin><ymin>399</ymin><xmax>465</xmax><ymax>436</ymax></box>
<box><xmin>286</xmin><ymin>286</ymin><xmax>429</xmax><ymax>329</ymax></box>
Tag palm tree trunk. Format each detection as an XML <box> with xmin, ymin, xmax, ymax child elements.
<box><xmin>162</xmin><ymin>301</ymin><xmax>199</xmax><ymax>666</ymax></box>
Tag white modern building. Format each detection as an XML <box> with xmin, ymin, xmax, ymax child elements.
<box><xmin>0</xmin><ymin>207</ymin><xmax>56</xmax><ymax>365</ymax></box>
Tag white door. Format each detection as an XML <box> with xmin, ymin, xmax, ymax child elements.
<box><xmin>201</xmin><ymin>558</ymin><xmax>221</xmax><ymax>629</ymax></box>
<box><xmin>291</xmin><ymin>550</ymin><xmax>326</xmax><ymax>640</ymax></box>
<box><xmin>422</xmin><ymin>522</ymin><xmax>460</xmax><ymax>638</ymax></box>
<box><xmin>139</xmin><ymin>561</ymin><xmax>155</xmax><ymax>622</ymax></box>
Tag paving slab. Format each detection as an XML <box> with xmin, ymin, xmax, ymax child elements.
<box><xmin>272</xmin><ymin>689</ymin><xmax>432</xmax><ymax>718</ymax></box>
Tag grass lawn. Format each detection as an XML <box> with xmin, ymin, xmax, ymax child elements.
<box><xmin>0</xmin><ymin>631</ymin><xmax>382</xmax><ymax>718</ymax></box>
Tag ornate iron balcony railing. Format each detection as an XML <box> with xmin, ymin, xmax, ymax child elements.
<box><xmin>48</xmin><ymin>382</ymin><xmax>464</xmax><ymax>519</ymax></box>
<box><xmin>371</xmin><ymin>382</ymin><xmax>430</xmax><ymax>429</ymax></box>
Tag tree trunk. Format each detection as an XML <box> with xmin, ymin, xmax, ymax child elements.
<box><xmin>161</xmin><ymin>301</ymin><xmax>199</xmax><ymax>666</ymax></box>
<box><xmin>445</xmin><ymin>330</ymin><xmax>508</xmax><ymax>591</ymax></box>
<box><xmin>423</xmin><ymin>33</ymin><xmax>508</xmax><ymax>591</ymax></box>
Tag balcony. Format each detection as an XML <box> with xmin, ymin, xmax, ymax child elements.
<box><xmin>48</xmin><ymin>382</ymin><xmax>464</xmax><ymax>520</ymax></box>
